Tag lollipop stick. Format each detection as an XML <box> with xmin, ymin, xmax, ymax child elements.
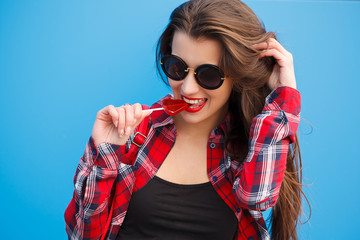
<box><xmin>142</xmin><ymin>107</ymin><xmax>163</xmax><ymax>114</ymax></box>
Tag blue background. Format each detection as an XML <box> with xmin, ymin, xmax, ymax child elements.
<box><xmin>1</xmin><ymin>0</ymin><xmax>359</xmax><ymax>239</ymax></box>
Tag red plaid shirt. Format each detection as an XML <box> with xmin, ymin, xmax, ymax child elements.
<box><xmin>65</xmin><ymin>86</ymin><xmax>301</xmax><ymax>240</ymax></box>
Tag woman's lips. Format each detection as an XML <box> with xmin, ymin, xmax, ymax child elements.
<box><xmin>181</xmin><ymin>95</ymin><xmax>207</xmax><ymax>113</ymax></box>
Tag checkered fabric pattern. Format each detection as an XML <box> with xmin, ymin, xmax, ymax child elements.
<box><xmin>64</xmin><ymin>86</ymin><xmax>301</xmax><ymax>240</ymax></box>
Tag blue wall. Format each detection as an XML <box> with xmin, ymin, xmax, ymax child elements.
<box><xmin>1</xmin><ymin>0</ymin><xmax>359</xmax><ymax>239</ymax></box>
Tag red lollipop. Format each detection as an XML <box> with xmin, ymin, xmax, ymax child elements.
<box><xmin>142</xmin><ymin>99</ymin><xmax>189</xmax><ymax>116</ymax></box>
<box><xmin>143</xmin><ymin>99</ymin><xmax>189</xmax><ymax>116</ymax></box>
<box><xmin>161</xmin><ymin>99</ymin><xmax>189</xmax><ymax>116</ymax></box>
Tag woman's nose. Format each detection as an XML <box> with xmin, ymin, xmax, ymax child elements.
<box><xmin>181</xmin><ymin>68</ymin><xmax>200</xmax><ymax>94</ymax></box>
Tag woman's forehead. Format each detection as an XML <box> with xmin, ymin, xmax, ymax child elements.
<box><xmin>171</xmin><ymin>31</ymin><xmax>222</xmax><ymax>67</ymax></box>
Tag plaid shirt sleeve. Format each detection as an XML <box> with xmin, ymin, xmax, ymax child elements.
<box><xmin>233</xmin><ymin>86</ymin><xmax>301</xmax><ymax>211</ymax></box>
<box><xmin>64</xmin><ymin>137</ymin><xmax>132</xmax><ymax>240</ymax></box>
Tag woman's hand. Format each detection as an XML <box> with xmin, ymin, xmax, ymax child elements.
<box><xmin>91</xmin><ymin>103</ymin><xmax>152</xmax><ymax>146</ymax></box>
<box><xmin>252</xmin><ymin>38</ymin><xmax>296</xmax><ymax>90</ymax></box>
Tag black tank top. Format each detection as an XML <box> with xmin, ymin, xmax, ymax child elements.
<box><xmin>116</xmin><ymin>175</ymin><xmax>238</xmax><ymax>240</ymax></box>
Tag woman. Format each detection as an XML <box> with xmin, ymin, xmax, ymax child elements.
<box><xmin>65</xmin><ymin>0</ymin><xmax>307</xmax><ymax>239</ymax></box>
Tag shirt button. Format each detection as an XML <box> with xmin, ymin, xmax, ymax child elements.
<box><xmin>92</xmin><ymin>150</ymin><xmax>97</xmax><ymax>155</ymax></box>
<box><xmin>268</xmin><ymin>98</ymin><xmax>273</xmax><ymax>103</ymax></box>
<box><xmin>248</xmin><ymin>237</ymin><xmax>254</xmax><ymax>240</ymax></box>
<box><xmin>212</xmin><ymin>176</ymin><xmax>218</xmax><ymax>182</ymax></box>
<box><xmin>210</xmin><ymin>143</ymin><xmax>216</xmax><ymax>149</ymax></box>
<box><xmin>236</xmin><ymin>208</ymin><xmax>241</xmax><ymax>213</ymax></box>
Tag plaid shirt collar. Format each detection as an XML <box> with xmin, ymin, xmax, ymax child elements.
<box><xmin>150</xmin><ymin>94</ymin><xmax>232</xmax><ymax>137</ymax></box>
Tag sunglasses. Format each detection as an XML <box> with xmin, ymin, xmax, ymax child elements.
<box><xmin>160</xmin><ymin>54</ymin><xmax>225</xmax><ymax>90</ymax></box>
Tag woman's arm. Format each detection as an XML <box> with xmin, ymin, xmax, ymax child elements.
<box><xmin>233</xmin><ymin>86</ymin><xmax>301</xmax><ymax>211</ymax></box>
<box><xmin>64</xmin><ymin>104</ymin><xmax>152</xmax><ymax>239</ymax></box>
<box><xmin>234</xmin><ymin>38</ymin><xmax>300</xmax><ymax>211</ymax></box>
<box><xmin>64</xmin><ymin>137</ymin><xmax>129</xmax><ymax>239</ymax></box>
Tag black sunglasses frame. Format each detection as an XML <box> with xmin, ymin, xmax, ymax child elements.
<box><xmin>160</xmin><ymin>54</ymin><xmax>225</xmax><ymax>90</ymax></box>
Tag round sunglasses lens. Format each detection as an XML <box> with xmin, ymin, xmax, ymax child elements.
<box><xmin>197</xmin><ymin>66</ymin><xmax>222</xmax><ymax>89</ymax></box>
<box><xmin>163</xmin><ymin>57</ymin><xmax>187</xmax><ymax>80</ymax></box>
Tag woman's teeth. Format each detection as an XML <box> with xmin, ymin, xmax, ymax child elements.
<box><xmin>183</xmin><ymin>98</ymin><xmax>206</xmax><ymax>108</ymax></box>
<box><xmin>183</xmin><ymin>98</ymin><xmax>205</xmax><ymax>104</ymax></box>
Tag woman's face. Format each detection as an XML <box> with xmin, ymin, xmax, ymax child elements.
<box><xmin>169</xmin><ymin>31</ymin><xmax>233</xmax><ymax>128</ymax></box>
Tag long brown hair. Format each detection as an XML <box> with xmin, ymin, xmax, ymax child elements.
<box><xmin>156</xmin><ymin>0</ymin><xmax>309</xmax><ymax>239</ymax></box>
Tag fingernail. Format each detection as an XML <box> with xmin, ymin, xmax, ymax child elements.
<box><xmin>120</xmin><ymin>129</ymin><xmax>124</xmax><ymax>137</ymax></box>
<box><xmin>133</xmin><ymin>118</ymin><xmax>137</xmax><ymax>124</ymax></box>
<box><xmin>115</xmin><ymin>121</ymin><xmax>118</xmax><ymax>128</ymax></box>
<box><xmin>125</xmin><ymin>127</ymin><xmax>131</xmax><ymax>136</ymax></box>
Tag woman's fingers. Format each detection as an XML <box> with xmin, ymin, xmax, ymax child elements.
<box><xmin>133</xmin><ymin>103</ymin><xmax>143</xmax><ymax>124</ymax></box>
<box><xmin>96</xmin><ymin>105</ymin><xmax>119</xmax><ymax>126</ymax></box>
<box><xmin>124</xmin><ymin>104</ymin><xmax>135</xmax><ymax>136</ymax></box>
<box><xmin>92</xmin><ymin>103</ymin><xmax>152</xmax><ymax>146</ymax></box>
<box><xmin>107</xmin><ymin>105</ymin><xmax>119</xmax><ymax>128</ymax></box>
<box><xmin>117</xmin><ymin>107</ymin><xmax>125</xmax><ymax>137</ymax></box>
<box><xmin>258</xmin><ymin>48</ymin><xmax>287</xmax><ymax>65</ymax></box>
<box><xmin>252</xmin><ymin>38</ymin><xmax>296</xmax><ymax>90</ymax></box>
<box><xmin>115</xmin><ymin>103</ymin><xmax>151</xmax><ymax>139</ymax></box>
<box><xmin>255</xmin><ymin>41</ymin><xmax>294</xmax><ymax>70</ymax></box>
<box><xmin>252</xmin><ymin>38</ymin><xmax>289</xmax><ymax>56</ymax></box>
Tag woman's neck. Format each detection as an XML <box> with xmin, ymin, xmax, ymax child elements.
<box><xmin>175</xmin><ymin>121</ymin><xmax>212</xmax><ymax>140</ymax></box>
<box><xmin>173</xmin><ymin>109</ymin><xmax>228</xmax><ymax>139</ymax></box>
